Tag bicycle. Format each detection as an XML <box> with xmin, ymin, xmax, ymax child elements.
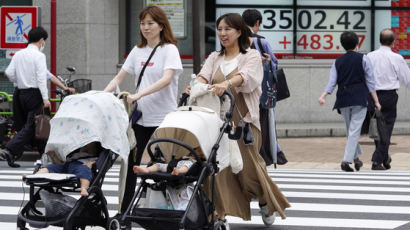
<box><xmin>0</xmin><ymin>92</ymin><xmax>14</xmax><ymax>148</ymax></box>
<box><xmin>57</xmin><ymin>66</ymin><xmax>92</xmax><ymax>94</ymax></box>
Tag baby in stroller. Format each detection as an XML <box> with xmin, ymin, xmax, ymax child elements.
<box><xmin>133</xmin><ymin>146</ymin><xmax>206</xmax><ymax>176</ymax></box>
<box><xmin>109</xmin><ymin>92</ymin><xmax>243</xmax><ymax>230</ymax></box>
<box><xmin>33</xmin><ymin>142</ymin><xmax>100</xmax><ymax>196</ymax></box>
<box><xmin>18</xmin><ymin>91</ymin><xmax>130</xmax><ymax>230</ymax></box>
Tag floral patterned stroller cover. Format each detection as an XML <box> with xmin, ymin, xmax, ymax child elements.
<box><xmin>44</xmin><ymin>91</ymin><xmax>130</xmax><ymax>162</ymax></box>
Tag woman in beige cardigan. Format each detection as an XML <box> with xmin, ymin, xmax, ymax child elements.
<box><xmin>186</xmin><ymin>13</ymin><xmax>290</xmax><ymax>227</ymax></box>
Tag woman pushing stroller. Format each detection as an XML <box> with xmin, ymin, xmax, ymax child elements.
<box><xmin>104</xmin><ymin>5</ymin><xmax>183</xmax><ymax>213</ymax></box>
<box><xmin>186</xmin><ymin>13</ymin><xmax>290</xmax><ymax>227</ymax></box>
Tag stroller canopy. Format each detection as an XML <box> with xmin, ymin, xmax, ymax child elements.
<box><xmin>152</xmin><ymin>106</ymin><xmax>240</xmax><ymax>173</ymax></box>
<box><xmin>45</xmin><ymin>91</ymin><xmax>130</xmax><ymax>161</ymax></box>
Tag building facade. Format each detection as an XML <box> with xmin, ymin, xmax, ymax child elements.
<box><xmin>1</xmin><ymin>0</ymin><xmax>409</xmax><ymax>135</ymax></box>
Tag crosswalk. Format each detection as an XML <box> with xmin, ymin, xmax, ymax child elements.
<box><xmin>0</xmin><ymin>162</ymin><xmax>409</xmax><ymax>230</ymax></box>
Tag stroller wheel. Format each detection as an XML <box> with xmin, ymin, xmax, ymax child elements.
<box><xmin>108</xmin><ymin>218</ymin><xmax>120</xmax><ymax>230</ymax></box>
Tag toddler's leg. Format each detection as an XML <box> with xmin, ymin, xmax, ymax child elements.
<box><xmin>171</xmin><ymin>167</ymin><xmax>179</xmax><ymax>175</ymax></box>
<box><xmin>23</xmin><ymin>167</ymin><xmax>49</xmax><ymax>178</ymax></box>
<box><xmin>68</xmin><ymin>162</ymin><xmax>92</xmax><ymax>196</ymax></box>
<box><xmin>36</xmin><ymin>168</ymin><xmax>50</xmax><ymax>174</ymax></box>
<box><xmin>80</xmin><ymin>178</ymin><xmax>90</xmax><ymax>196</ymax></box>
<box><xmin>171</xmin><ymin>165</ymin><xmax>189</xmax><ymax>175</ymax></box>
<box><xmin>133</xmin><ymin>164</ymin><xmax>159</xmax><ymax>174</ymax></box>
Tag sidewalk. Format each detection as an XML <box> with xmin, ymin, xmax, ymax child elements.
<box><xmin>270</xmin><ymin>135</ymin><xmax>410</xmax><ymax>171</ymax></box>
<box><xmin>276</xmin><ymin>121</ymin><xmax>410</xmax><ymax>137</ymax></box>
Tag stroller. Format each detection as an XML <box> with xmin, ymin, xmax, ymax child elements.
<box><xmin>17</xmin><ymin>91</ymin><xmax>130</xmax><ymax>230</ymax></box>
<box><xmin>109</xmin><ymin>91</ymin><xmax>240</xmax><ymax>230</ymax></box>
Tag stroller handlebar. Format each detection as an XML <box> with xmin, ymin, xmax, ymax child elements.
<box><xmin>177</xmin><ymin>91</ymin><xmax>235</xmax><ymax>120</ymax></box>
<box><xmin>146</xmin><ymin>138</ymin><xmax>205</xmax><ymax>166</ymax></box>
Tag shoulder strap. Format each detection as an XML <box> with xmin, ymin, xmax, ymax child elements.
<box><xmin>257</xmin><ymin>37</ymin><xmax>273</xmax><ymax>71</ymax></box>
<box><xmin>257</xmin><ymin>37</ymin><xmax>266</xmax><ymax>55</ymax></box>
<box><xmin>136</xmin><ymin>44</ymin><xmax>160</xmax><ymax>91</ymax></box>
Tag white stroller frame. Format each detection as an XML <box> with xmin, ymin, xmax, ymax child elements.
<box><xmin>109</xmin><ymin>91</ymin><xmax>238</xmax><ymax>230</ymax></box>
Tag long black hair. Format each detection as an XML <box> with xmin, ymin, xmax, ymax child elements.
<box><xmin>216</xmin><ymin>13</ymin><xmax>251</xmax><ymax>56</ymax></box>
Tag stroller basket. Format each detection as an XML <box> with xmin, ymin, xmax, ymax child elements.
<box><xmin>131</xmin><ymin>189</ymin><xmax>210</xmax><ymax>230</ymax></box>
<box><xmin>68</xmin><ymin>79</ymin><xmax>92</xmax><ymax>93</ymax></box>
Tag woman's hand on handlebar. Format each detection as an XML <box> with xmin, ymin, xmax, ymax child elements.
<box><xmin>185</xmin><ymin>75</ymin><xmax>208</xmax><ymax>95</ymax></box>
<box><xmin>184</xmin><ymin>86</ymin><xmax>191</xmax><ymax>95</ymax></box>
<box><xmin>209</xmin><ymin>81</ymin><xmax>229</xmax><ymax>96</ymax></box>
<box><xmin>127</xmin><ymin>93</ymin><xmax>141</xmax><ymax>104</ymax></box>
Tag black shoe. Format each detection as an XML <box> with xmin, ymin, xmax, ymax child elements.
<box><xmin>371</xmin><ymin>163</ymin><xmax>386</xmax><ymax>170</ymax></box>
<box><xmin>277</xmin><ymin>151</ymin><xmax>288</xmax><ymax>165</ymax></box>
<box><xmin>383</xmin><ymin>156</ymin><xmax>392</xmax><ymax>170</ymax></box>
<box><xmin>341</xmin><ymin>162</ymin><xmax>354</xmax><ymax>172</ymax></box>
<box><xmin>0</xmin><ymin>149</ymin><xmax>20</xmax><ymax>168</ymax></box>
<box><xmin>354</xmin><ymin>158</ymin><xmax>363</xmax><ymax>171</ymax></box>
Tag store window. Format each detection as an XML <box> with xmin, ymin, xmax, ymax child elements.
<box><xmin>214</xmin><ymin>0</ymin><xmax>410</xmax><ymax>59</ymax></box>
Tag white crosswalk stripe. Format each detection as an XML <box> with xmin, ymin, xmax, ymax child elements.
<box><xmin>0</xmin><ymin>163</ymin><xmax>409</xmax><ymax>229</ymax></box>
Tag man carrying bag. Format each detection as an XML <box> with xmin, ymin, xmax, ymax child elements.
<box><xmin>243</xmin><ymin>9</ymin><xmax>288</xmax><ymax>166</ymax></box>
<box><xmin>1</xmin><ymin>27</ymin><xmax>51</xmax><ymax>168</ymax></box>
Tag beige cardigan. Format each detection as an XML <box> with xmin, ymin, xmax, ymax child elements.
<box><xmin>198</xmin><ymin>48</ymin><xmax>263</xmax><ymax>130</ymax></box>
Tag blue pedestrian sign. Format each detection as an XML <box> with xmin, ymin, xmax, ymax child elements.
<box><xmin>0</xmin><ymin>6</ymin><xmax>40</xmax><ymax>49</ymax></box>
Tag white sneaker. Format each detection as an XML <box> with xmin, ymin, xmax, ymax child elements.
<box><xmin>259</xmin><ymin>204</ymin><xmax>275</xmax><ymax>226</ymax></box>
<box><xmin>223</xmin><ymin>219</ymin><xmax>230</xmax><ymax>230</ymax></box>
<box><xmin>216</xmin><ymin>219</ymin><xmax>230</xmax><ymax>230</ymax></box>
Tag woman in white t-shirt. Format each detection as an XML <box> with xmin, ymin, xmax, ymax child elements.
<box><xmin>104</xmin><ymin>5</ymin><xmax>183</xmax><ymax>213</ymax></box>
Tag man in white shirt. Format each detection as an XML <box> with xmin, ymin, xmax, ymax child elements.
<box><xmin>367</xmin><ymin>28</ymin><xmax>410</xmax><ymax>170</ymax></box>
<box><xmin>12</xmin><ymin>71</ymin><xmax>75</xmax><ymax>131</ymax></box>
<box><xmin>0</xmin><ymin>27</ymin><xmax>50</xmax><ymax>167</ymax></box>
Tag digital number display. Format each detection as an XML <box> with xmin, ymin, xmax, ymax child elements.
<box><xmin>258</xmin><ymin>9</ymin><xmax>371</xmax><ymax>54</ymax></box>
<box><xmin>216</xmin><ymin>8</ymin><xmax>372</xmax><ymax>57</ymax></box>
<box><xmin>216</xmin><ymin>1</ymin><xmax>409</xmax><ymax>59</ymax></box>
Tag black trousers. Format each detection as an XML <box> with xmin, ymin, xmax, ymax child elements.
<box><xmin>121</xmin><ymin>124</ymin><xmax>157</xmax><ymax>213</ymax></box>
<box><xmin>6</xmin><ymin>88</ymin><xmax>46</xmax><ymax>159</ymax></box>
<box><xmin>259</xmin><ymin>106</ymin><xmax>274</xmax><ymax>166</ymax></box>
<box><xmin>371</xmin><ymin>90</ymin><xmax>398</xmax><ymax>164</ymax></box>
<box><xmin>12</xmin><ymin>88</ymin><xmax>24</xmax><ymax>131</ymax></box>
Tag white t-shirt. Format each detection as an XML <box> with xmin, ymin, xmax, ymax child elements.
<box><xmin>220</xmin><ymin>55</ymin><xmax>239</xmax><ymax>76</ymax></box>
<box><xmin>122</xmin><ymin>44</ymin><xmax>183</xmax><ymax>126</ymax></box>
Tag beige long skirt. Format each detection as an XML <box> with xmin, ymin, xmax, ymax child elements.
<box><xmin>204</xmin><ymin>68</ymin><xmax>290</xmax><ymax>220</ymax></box>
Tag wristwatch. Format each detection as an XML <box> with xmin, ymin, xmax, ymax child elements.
<box><xmin>227</xmin><ymin>79</ymin><xmax>233</xmax><ymax>88</ymax></box>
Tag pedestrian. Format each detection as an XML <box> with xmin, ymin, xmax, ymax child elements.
<box><xmin>367</xmin><ymin>29</ymin><xmax>410</xmax><ymax>170</ymax></box>
<box><xmin>187</xmin><ymin>13</ymin><xmax>290</xmax><ymax>228</ymax></box>
<box><xmin>242</xmin><ymin>9</ymin><xmax>288</xmax><ymax>166</ymax></box>
<box><xmin>12</xmin><ymin>70</ymin><xmax>75</xmax><ymax>131</ymax></box>
<box><xmin>104</xmin><ymin>5</ymin><xmax>183</xmax><ymax>214</ymax></box>
<box><xmin>318</xmin><ymin>31</ymin><xmax>381</xmax><ymax>172</ymax></box>
<box><xmin>1</xmin><ymin>26</ymin><xmax>51</xmax><ymax>168</ymax></box>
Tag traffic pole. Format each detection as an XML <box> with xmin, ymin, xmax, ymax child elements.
<box><xmin>50</xmin><ymin>0</ymin><xmax>57</xmax><ymax>112</ymax></box>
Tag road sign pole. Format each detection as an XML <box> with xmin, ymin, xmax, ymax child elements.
<box><xmin>50</xmin><ymin>0</ymin><xmax>57</xmax><ymax>112</ymax></box>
